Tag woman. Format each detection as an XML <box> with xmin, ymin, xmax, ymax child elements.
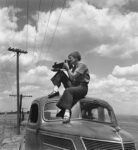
<box><xmin>48</xmin><ymin>51</ymin><xmax>90</xmax><ymax>123</ymax></box>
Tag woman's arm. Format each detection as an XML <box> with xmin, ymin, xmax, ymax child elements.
<box><xmin>64</xmin><ymin>62</ymin><xmax>79</xmax><ymax>81</ymax></box>
<box><xmin>66</xmin><ymin>69</ymin><xmax>79</xmax><ymax>81</ymax></box>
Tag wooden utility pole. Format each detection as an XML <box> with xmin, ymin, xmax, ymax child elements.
<box><xmin>8</xmin><ymin>47</ymin><xmax>27</xmax><ymax>134</ymax></box>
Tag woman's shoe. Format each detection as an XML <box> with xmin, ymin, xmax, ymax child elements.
<box><xmin>56</xmin><ymin>109</ymin><xmax>65</xmax><ymax>118</ymax></box>
<box><xmin>63</xmin><ymin>110</ymin><xmax>71</xmax><ymax>124</ymax></box>
<box><xmin>48</xmin><ymin>91</ymin><xmax>59</xmax><ymax>98</ymax></box>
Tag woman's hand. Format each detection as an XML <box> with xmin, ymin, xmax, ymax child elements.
<box><xmin>63</xmin><ymin>62</ymin><xmax>69</xmax><ymax>71</ymax></box>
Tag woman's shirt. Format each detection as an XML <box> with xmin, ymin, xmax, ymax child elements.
<box><xmin>72</xmin><ymin>62</ymin><xmax>90</xmax><ymax>84</ymax></box>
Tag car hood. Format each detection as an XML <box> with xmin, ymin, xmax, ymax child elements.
<box><xmin>41</xmin><ymin>120</ymin><xmax>134</xmax><ymax>142</ymax></box>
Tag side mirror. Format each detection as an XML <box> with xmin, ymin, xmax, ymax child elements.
<box><xmin>112</xmin><ymin>126</ymin><xmax>121</xmax><ymax>133</ymax></box>
<box><xmin>115</xmin><ymin>126</ymin><xmax>121</xmax><ymax>132</ymax></box>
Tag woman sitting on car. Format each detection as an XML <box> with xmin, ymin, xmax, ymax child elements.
<box><xmin>48</xmin><ymin>51</ymin><xmax>90</xmax><ymax>123</ymax></box>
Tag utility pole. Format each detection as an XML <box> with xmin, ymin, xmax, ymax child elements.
<box><xmin>8</xmin><ymin>47</ymin><xmax>27</xmax><ymax>134</ymax></box>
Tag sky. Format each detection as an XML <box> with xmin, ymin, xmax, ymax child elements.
<box><xmin>0</xmin><ymin>0</ymin><xmax>138</xmax><ymax>115</ymax></box>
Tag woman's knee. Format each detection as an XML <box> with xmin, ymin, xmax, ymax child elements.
<box><xmin>64</xmin><ymin>87</ymin><xmax>75</xmax><ymax>94</ymax></box>
<box><xmin>63</xmin><ymin>88</ymin><xmax>75</xmax><ymax>98</ymax></box>
<box><xmin>64</xmin><ymin>88</ymin><xmax>71</xmax><ymax>94</ymax></box>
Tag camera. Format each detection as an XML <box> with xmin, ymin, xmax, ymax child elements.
<box><xmin>51</xmin><ymin>60</ymin><xmax>72</xmax><ymax>71</ymax></box>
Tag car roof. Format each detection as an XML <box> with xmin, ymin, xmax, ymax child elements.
<box><xmin>32</xmin><ymin>96</ymin><xmax>113</xmax><ymax>110</ymax></box>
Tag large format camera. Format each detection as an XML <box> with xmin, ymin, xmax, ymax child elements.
<box><xmin>51</xmin><ymin>60</ymin><xmax>72</xmax><ymax>71</ymax></box>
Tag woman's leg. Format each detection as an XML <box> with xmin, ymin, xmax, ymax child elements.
<box><xmin>48</xmin><ymin>71</ymin><xmax>71</xmax><ymax>98</ymax></box>
<box><xmin>57</xmin><ymin>85</ymin><xmax>88</xmax><ymax>109</ymax></box>
<box><xmin>57</xmin><ymin>85</ymin><xmax>88</xmax><ymax>123</ymax></box>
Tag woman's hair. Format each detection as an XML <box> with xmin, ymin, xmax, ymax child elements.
<box><xmin>68</xmin><ymin>51</ymin><xmax>81</xmax><ymax>61</ymax></box>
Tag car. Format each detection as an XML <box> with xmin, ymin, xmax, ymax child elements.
<box><xmin>25</xmin><ymin>96</ymin><xmax>137</xmax><ymax>150</ymax></box>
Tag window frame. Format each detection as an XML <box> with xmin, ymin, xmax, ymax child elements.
<box><xmin>43</xmin><ymin>101</ymin><xmax>61</xmax><ymax>122</ymax></box>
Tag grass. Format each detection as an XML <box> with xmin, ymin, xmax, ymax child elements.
<box><xmin>0</xmin><ymin>113</ymin><xmax>27</xmax><ymax>148</ymax></box>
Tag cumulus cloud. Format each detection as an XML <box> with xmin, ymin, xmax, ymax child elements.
<box><xmin>87</xmin><ymin>0</ymin><xmax>129</xmax><ymax>9</ymax></box>
<box><xmin>20</xmin><ymin>53</ymin><xmax>36</xmax><ymax>66</ymax></box>
<box><xmin>0</xmin><ymin>7</ymin><xmax>20</xmax><ymax>46</ymax></box>
<box><xmin>0</xmin><ymin>7</ymin><xmax>18</xmax><ymax>30</ymax></box>
<box><xmin>88</xmin><ymin>74</ymin><xmax>138</xmax><ymax>114</ymax></box>
<box><xmin>21</xmin><ymin>85</ymin><xmax>40</xmax><ymax>92</ymax></box>
<box><xmin>20</xmin><ymin>65</ymin><xmax>54</xmax><ymax>85</ymax></box>
<box><xmin>90</xmin><ymin>74</ymin><xmax>135</xmax><ymax>90</ymax></box>
<box><xmin>112</xmin><ymin>64</ymin><xmax>138</xmax><ymax>76</ymax></box>
<box><xmin>1</xmin><ymin>0</ymin><xmax>138</xmax><ymax>60</ymax></box>
<box><xmin>87</xmin><ymin>7</ymin><xmax>138</xmax><ymax>58</ymax></box>
<box><xmin>38</xmin><ymin>0</ymin><xmax>138</xmax><ymax>59</ymax></box>
<box><xmin>0</xmin><ymin>53</ymin><xmax>14</xmax><ymax>63</ymax></box>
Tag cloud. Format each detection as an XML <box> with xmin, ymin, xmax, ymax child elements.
<box><xmin>35</xmin><ymin>0</ymin><xmax>138</xmax><ymax>59</ymax></box>
<box><xmin>87</xmin><ymin>0</ymin><xmax>129</xmax><ymax>9</ymax></box>
<box><xmin>112</xmin><ymin>64</ymin><xmax>138</xmax><ymax>76</ymax></box>
<box><xmin>20</xmin><ymin>65</ymin><xmax>54</xmax><ymax>85</ymax></box>
<box><xmin>0</xmin><ymin>53</ymin><xmax>14</xmax><ymax>63</ymax></box>
<box><xmin>0</xmin><ymin>7</ymin><xmax>21</xmax><ymax>46</ymax></box>
<box><xmin>87</xmin><ymin>7</ymin><xmax>138</xmax><ymax>58</ymax></box>
<box><xmin>21</xmin><ymin>85</ymin><xmax>40</xmax><ymax>92</ymax></box>
<box><xmin>89</xmin><ymin>74</ymin><xmax>138</xmax><ymax>99</ymax></box>
<box><xmin>1</xmin><ymin>1</ymin><xmax>138</xmax><ymax>60</ymax></box>
<box><xmin>90</xmin><ymin>74</ymin><xmax>135</xmax><ymax>89</ymax></box>
<box><xmin>20</xmin><ymin>53</ymin><xmax>36</xmax><ymax>66</ymax></box>
<box><xmin>88</xmin><ymin>74</ymin><xmax>138</xmax><ymax>114</ymax></box>
<box><xmin>0</xmin><ymin>7</ymin><xmax>19</xmax><ymax>30</ymax></box>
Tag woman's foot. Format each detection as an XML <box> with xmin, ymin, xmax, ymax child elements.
<box><xmin>56</xmin><ymin>109</ymin><xmax>65</xmax><ymax>118</ymax></box>
<box><xmin>63</xmin><ymin>109</ymin><xmax>71</xmax><ymax>124</ymax></box>
<box><xmin>48</xmin><ymin>91</ymin><xmax>59</xmax><ymax>98</ymax></box>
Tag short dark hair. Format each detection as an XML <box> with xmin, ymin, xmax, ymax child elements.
<box><xmin>68</xmin><ymin>51</ymin><xmax>81</xmax><ymax>61</ymax></box>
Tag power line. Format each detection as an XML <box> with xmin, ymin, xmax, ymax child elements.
<box><xmin>0</xmin><ymin>0</ymin><xmax>17</xmax><ymax>54</ymax></box>
<box><xmin>26</xmin><ymin>0</ymin><xmax>30</xmax><ymax>50</ymax></box>
<box><xmin>10</xmin><ymin>0</ymin><xmax>18</xmax><ymax>48</ymax></box>
<box><xmin>0</xmin><ymin>69</ymin><xmax>13</xmax><ymax>93</ymax></box>
<box><xmin>5</xmin><ymin>0</ymin><xmax>8</xmax><ymax>7</ymax></box>
<box><xmin>40</xmin><ymin>0</ymin><xmax>55</xmax><ymax>52</ymax></box>
<box><xmin>46</xmin><ymin>0</ymin><xmax>67</xmax><ymax>51</ymax></box>
<box><xmin>32</xmin><ymin>0</ymin><xmax>55</xmax><ymax>63</ymax></box>
<box><xmin>33</xmin><ymin>0</ymin><xmax>42</xmax><ymax>54</ymax></box>
<box><xmin>9</xmin><ymin>94</ymin><xmax>32</xmax><ymax>97</ymax></box>
<box><xmin>30</xmin><ymin>0</ymin><xmax>43</xmax><ymax>66</ymax></box>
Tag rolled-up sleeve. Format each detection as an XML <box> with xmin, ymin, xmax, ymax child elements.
<box><xmin>75</xmin><ymin>63</ymin><xmax>87</xmax><ymax>74</ymax></box>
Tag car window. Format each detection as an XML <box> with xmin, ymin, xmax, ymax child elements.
<box><xmin>44</xmin><ymin>102</ymin><xmax>81</xmax><ymax>120</ymax></box>
<box><xmin>81</xmin><ymin>103</ymin><xmax>112</xmax><ymax>123</ymax></box>
<box><xmin>104</xmin><ymin>108</ymin><xmax>111</xmax><ymax>122</ymax></box>
<box><xmin>29</xmin><ymin>103</ymin><xmax>38</xmax><ymax>123</ymax></box>
<box><xmin>44</xmin><ymin>102</ymin><xmax>60</xmax><ymax>120</ymax></box>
